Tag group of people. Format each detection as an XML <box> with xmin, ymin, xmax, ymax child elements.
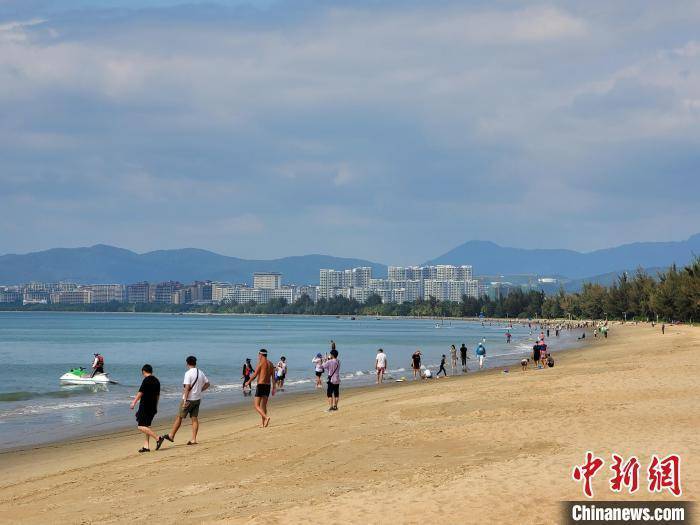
<box><xmin>126</xmin><ymin>327</ymin><xmax>572</xmax><ymax>453</ymax></box>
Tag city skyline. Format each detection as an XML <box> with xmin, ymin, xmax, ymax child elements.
<box><xmin>2</xmin><ymin>1</ymin><xmax>700</xmax><ymax>264</ymax></box>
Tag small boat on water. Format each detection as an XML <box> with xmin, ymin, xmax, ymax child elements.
<box><xmin>59</xmin><ymin>367</ymin><xmax>117</xmax><ymax>385</ymax></box>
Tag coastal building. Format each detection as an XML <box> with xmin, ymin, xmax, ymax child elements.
<box><xmin>127</xmin><ymin>282</ymin><xmax>151</xmax><ymax>304</ymax></box>
<box><xmin>87</xmin><ymin>284</ymin><xmax>126</xmax><ymax>303</ymax></box>
<box><xmin>0</xmin><ymin>290</ymin><xmax>21</xmax><ymax>303</ymax></box>
<box><xmin>50</xmin><ymin>289</ymin><xmax>93</xmax><ymax>304</ymax></box>
<box><xmin>253</xmin><ymin>272</ymin><xmax>282</xmax><ymax>290</ymax></box>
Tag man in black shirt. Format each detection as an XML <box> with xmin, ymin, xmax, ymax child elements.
<box><xmin>459</xmin><ymin>343</ymin><xmax>469</xmax><ymax>371</ymax></box>
<box><xmin>130</xmin><ymin>364</ymin><xmax>160</xmax><ymax>453</ymax></box>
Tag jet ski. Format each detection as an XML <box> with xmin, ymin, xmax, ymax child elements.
<box><xmin>59</xmin><ymin>367</ymin><xmax>117</xmax><ymax>385</ymax></box>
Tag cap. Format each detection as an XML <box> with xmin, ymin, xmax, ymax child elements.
<box><xmin>316</xmin><ymin>353</ymin><xmax>322</xmax><ymax>358</ymax></box>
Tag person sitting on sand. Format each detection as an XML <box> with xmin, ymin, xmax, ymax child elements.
<box><xmin>421</xmin><ymin>367</ymin><xmax>432</xmax><ymax>379</ymax></box>
<box><xmin>158</xmin><ymin>355</ymin><xmax>210</xmax><ymax>449</ymax></box>
<box><xmin>130</xmin><ymin>364</ymin><xmax>160</xmax><ymax>453</ymax></box>
<box><xmin>245</xmin><ymin>349</ymin><xmax>276</xmax><ymax>428</ymax></box>
<box><xmin>411</xmin><ymin>350</ymin><xmax>422</xmax><ymax>380</ymax></box>
<box><xmin>312</xmin><ymin>353</ymin><xmax>324</xmax><ymax>388</ymax></box>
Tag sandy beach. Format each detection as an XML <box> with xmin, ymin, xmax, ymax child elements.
<box><xmin>0</xmin><ymin>323</ymin><xmax>697</xmax><ymax>524</ymax></box>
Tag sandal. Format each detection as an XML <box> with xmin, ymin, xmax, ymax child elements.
<box><xmin>138</xmin><ymin>447</ymin><xmax>150</xmax><ymax>453</ymax></box>
<box><xmin>156</xmin><ymin>436</ymin><xmax>165</xmax><ymax>450</ymax></box>
<box><xmin>186</xmin><ymin>441</ymin><xmax>198</xmax><ymax>446</ymax></box>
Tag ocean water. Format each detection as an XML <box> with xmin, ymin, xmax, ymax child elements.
<box><xmin>0</xmin><ymin>312</ymin><xmax>582</xmax><ymax>450</ymax></box>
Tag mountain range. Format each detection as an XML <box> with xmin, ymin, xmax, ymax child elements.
<box><xmin>0</xmin><ymin>245</ymin><xmax>386</xmax><ymax>285</ymax></box>
<box><xmin>0</xmin><ymin>234</ymin><xmax>698</xmax><ymax>286</ymax></box>
<box><xmin>426</xmin><ymin>234</ymin><xmax>700</xmax><ymax>279</ymax></box>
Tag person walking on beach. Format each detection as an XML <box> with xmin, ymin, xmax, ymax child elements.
<box><xmin>436</xmin><ymin>354</ymin><xmax>448</xmax><ymax>377</ymax></box>
<box><xmin>312</xmin><ymin>353</ymin><xmax>324</xmax><ymax>388</ymax></box>
<box><xmin>476</xmin><ymin>341</ymin><xmax>486</xmax><ymax>369</ymax></box>
<box><xmin>449</xmin><ymin>344</ymin><xmax>458</xmax><ymax>372</ymax></box>
<box><xmin>323</xmin><ymin>349</ymin><xmax>341</xmax><ymax>411</ymax></box>
<box><xmin>411</xmin><ymin>350</ymin><xmax>422</xmax><ymax>380</ymax></box>
<box><xmin>242</xmin><ymin>358</ymin><xmax>254</xmax><ymax>396</ymax></box>
<box><xmin>130</xmin><ymin>364</ymin><xmax>160</xmax><ymax>453</ymax></box>
<box><xmin>245</xmin><ymin>349</ymin><xmax>275</xmax><ymax>427</ymax></box>
<box><xmin>275</xmin><ymin>356</ymin><xmax>287</xmax><ymax>391</ymax></box>
<box><xmin>375</xmin><ymin>348</ymin><xmax>387</xmax><ymax>384</ymax></box>
<box><xmin>459</xmin><ymin>343</ymin><xmax>469</xmax><ymax>372</ymax></box>
<box><xmin>158</xmin><ymin>356</ymin><xmax>210</xmax><ymax>449</ymax></box>
<box><xmin>662</xmin><ymin>323</ymin><xmax>665</xmax><ymax>335</ymax></box>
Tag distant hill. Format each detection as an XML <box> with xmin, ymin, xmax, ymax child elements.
<box><xmin>427</xmin><ymin>234</ymin><xmax>700</xmax><ymax>279</ymax></box>
<box><xmin>0</xmin><ymin>245</ymin><xmax>387</xmax><ymax>285</ymax></box>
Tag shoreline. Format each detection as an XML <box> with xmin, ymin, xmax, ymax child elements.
<box><xmin>0</xmin><ymin>328</ymin><xmax>587</xmax><ymax>455</ymax></box>
<box><xmin>1</xmin><ymin>323</ymin><xmax>696</xmax><ymax>524</ymax></box>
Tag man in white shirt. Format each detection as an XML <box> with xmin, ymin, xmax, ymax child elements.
<box><xmin>157</xmin><ymin>355</ymin><xmax>209</xmax><ymax>449</ymax></box>
<box><xmin>375</xmin><ymin>348</ymin><xmax>388</xmax><ymax>384</ymax></box>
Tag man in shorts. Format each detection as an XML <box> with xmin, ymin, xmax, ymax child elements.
<box><xmin>323</xmin><ymin>349</ymin><xmax>340</xmax><ymax>411</ymax></box>
<box><xmin>130</xmin><ymin>364</ymin><xmax>160</xmax><ymax>453</ymax></box>
<box><xmin>158</xmin><ymin>355</ymin><xmax>210</xmax><ymax>448</ymax></box>
<box><xmin>411</xmin><ymin>350</ymin><xmax>422</xmax><ymax>380</ymax></box>
<box><xmin>375</xmin><ymin>348</ymin><xmax>387</xmax><ymax>384</ymax></box>
<box><xmin>245</xmin><ymin>349</ymin><xmax>275</xmax><ymax>427</ymax></box>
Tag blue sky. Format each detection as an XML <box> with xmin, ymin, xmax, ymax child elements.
<box><xmin>1</xmin><ymin>1</ymin><xmax>699</xmax><ymax>264</ymax></box>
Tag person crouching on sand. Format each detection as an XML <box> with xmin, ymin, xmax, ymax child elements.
<box><xmin>245</xmin><ymin>349</ymin><xmax>275</xmax><ymax>428</ymax></box>
<box><xmin>130</xmin><ymin>364</ymin><xmax>160</xmax><ymax>453</ymax></box>
<box><xmin>323</xmin><ymin>349</ymin><xmax>340</xmax><ymax>411</ymax></box>
<box><xmin>158</xmin><ymin>355</ymin><xmax>210</xmax><ymax>449</ymax></box>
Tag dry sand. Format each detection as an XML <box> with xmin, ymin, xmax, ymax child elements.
<box><xmin>0</xmin><ymin>323</ymin><xmax>697</xmax><ymax>524</ymax></box>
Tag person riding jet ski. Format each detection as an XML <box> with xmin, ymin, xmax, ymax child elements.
<box><xmin>91</xmin><ymin>353</ymin><xmax>105</xmax><ymax>377</ymax></box>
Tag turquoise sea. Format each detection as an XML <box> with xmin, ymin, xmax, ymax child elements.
<box><xmin>0</xmin><ymin>312</ymin><xmax>582</xmax><ymax>450</ymax></box>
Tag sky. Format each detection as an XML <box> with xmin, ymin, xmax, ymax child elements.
<box><xmin>1</xmin><ymin>0</ymin><xmax>699</xmax><ymax>264</ymax></box>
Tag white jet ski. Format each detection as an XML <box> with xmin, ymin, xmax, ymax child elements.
<box><xmin>59</xmin><ymin>367</ymin><xmax>117</xmax><ymax>385</ymax></box>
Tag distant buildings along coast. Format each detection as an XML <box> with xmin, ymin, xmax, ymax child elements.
<box><xmin>0</xmin><ymin>265</ymin><xmax>549</xmax><ymax>307</ymax></box>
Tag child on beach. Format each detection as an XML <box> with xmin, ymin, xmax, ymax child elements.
<box><xmin>275</xmin><ymin>356</ymin><xmax>287</xmax><ymax>391</ymax></box>
<box><xmin>242</xmin><ymin>358</ymin><xmax>253</xmax><ymax>396</ymax></box>
<box><xmin>437</xmin><ymin>355</ymin><xmax>447</xmax><ymax>377</ymax></box>
<box><xmin>312</xmin><ymin>353</ymin><xmax>324</xmax><ymax>388</ymax></box>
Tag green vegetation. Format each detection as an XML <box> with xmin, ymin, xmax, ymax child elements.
<box><xmin>2</xmin><ymin>259</ymin><xmax>698</xmax><ymax>322</ymax></box>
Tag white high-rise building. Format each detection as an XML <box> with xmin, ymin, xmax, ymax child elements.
<box><xmin>253</xmin><ymin>272</ymin><xmax>282</xmax><ymax>290</ymax></box>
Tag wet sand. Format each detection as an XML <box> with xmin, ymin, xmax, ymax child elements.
<box><xmin>0</xmin><ymin>323</ymin><xmax>697</xmax><ymax>524</ymax></box>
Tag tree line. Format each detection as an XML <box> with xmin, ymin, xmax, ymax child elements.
<box><xmin>2</xmin><ymin>258</ymin><xmax>698</xmax><ymax>322</ymax></box>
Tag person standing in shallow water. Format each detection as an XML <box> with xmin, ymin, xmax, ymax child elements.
<box><xmin>436</xmin><ymin>354</ymin><xmax>448</xmax><ymax>377</ymax></box>
<box><xmin>449</xmin><ymin>344</ymin><xmax>458</xmax><ymax>373</ymax></box>
<box><xmin>459</xmin><ymin>343</ymin><xmax>469</xmax><ymax>372</ymax></box>
<box><xmin>411</xmin><ymin>350</ymin><xmax>422</xmax><ymax>380</ymax></box>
